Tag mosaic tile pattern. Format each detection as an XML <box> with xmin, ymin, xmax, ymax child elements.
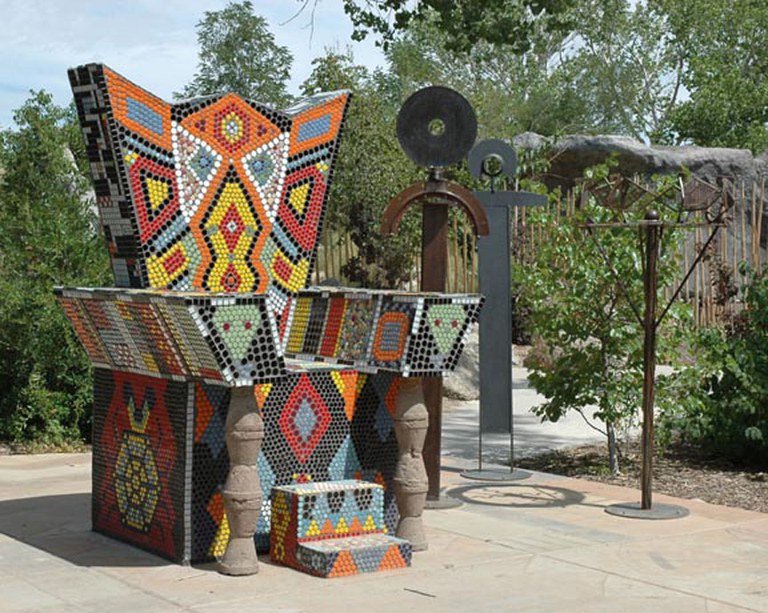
<box><xmin>285</xmin><ymin>288</ymin><xmax>483</xmax><ymax>375</ymax></box>
<box><xmin>91</xmin><ymin>369</ymin><xmax>188</xmax><ymax>562</ymax></box>
<box><xmin>69</xmin><ymin>63</ymin><xmax>350</xmax><ymax>339</ymax></box>
<box><xmin>270</xmin><ymin>480</ymin><xmax>410</xmax><ymax>577</ymax></box>
<box><xmin>295</xmin><ymin>534</ymin><xmax>411</xmax><ymax>577</ymax></box>
<box><xmin>190</xmin><ymin>381</ymin><xmax>230</xmax><ymax>562</ymax></box>
<box><xmin>56</xmin><ymin>287</ymin><xmax>284</xmax><ymax>386</ymax></box>
<box><xmin>64</xmin><ymin>62</ymin><xmax>482</xmax><ymax>568</ymax></box>
<box><xmin>271</xmin><ymin>481</ymin><xmax>386</xmax><ymax>549</ymax></box>
<box><xmin>209</xmin><ymin>370</ymin><xmax>400</xmax><ymax>561</ymax></box>
<box><xmin>91</xmin><ymin>369</ymin><xmax>400</xmax><ymax>564</ymax></box>
<box><xmin>59</xmin><ymin>287</ymin><xmax>482</xmax><ymax>382</ymax></box>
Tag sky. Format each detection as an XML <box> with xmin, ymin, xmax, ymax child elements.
<box><xmin>0</xmin><ymin>0</ymin><xmax>388</xmax><ymax>128</ymax></box>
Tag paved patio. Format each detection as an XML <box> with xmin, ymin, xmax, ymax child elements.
<box><xmin>1</xmin><ymin>373</ymin><xmax>766</xmax><ymax>612</ymax></box>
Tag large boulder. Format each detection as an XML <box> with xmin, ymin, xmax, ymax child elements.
<box><xmin>442</xmin><ymin>326</ymin><xmax>479</xmax><ymax>401</ymax></box>
<box><xmin>513</xmin><ymin>132</ymin><xmax>768</xmax><ymax>258</ymax></box>
<box><xmin>512</xmin><ymin>132</ymin><xmax>768</xmax><ymax>190</ymax></box>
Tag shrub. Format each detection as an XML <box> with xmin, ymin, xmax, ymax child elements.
<box><xmin>516</xmin><ymin>166</ymin><xmax>692</xmax><ymax>474</ymax></box>
<box><xmin>0</xmin><ymin>92</ymin><xmax>111</xmax><ymax>445</ymax></box>
<box><xmin>658</xmin><ymin>264</ymin><xmax>768</xmax><ymax>464</ymax></box>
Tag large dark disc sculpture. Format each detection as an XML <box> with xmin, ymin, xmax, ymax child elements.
<box><xmin>382</xmin><ymin>86</ymin><xmax>489</xmax><ymax>509</ymax></box>
<box><xmin>461</xmin><ymin>139</ymin><xmax>546</xmax><ymax>482</ymax></box>
<box><xmin>396</xmin><ymin>85</ymin><xmax>478</xmax><ymax>168</ymax></box>
<box><xmin>583</xmin><ymin>176</ymin><xmax>730</xmax><ymax>520</ymax></box>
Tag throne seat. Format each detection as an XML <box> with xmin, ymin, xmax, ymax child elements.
<box><xmin>58</xmin><ymin>64</ymin><xmax>481</xmax><ymax>565</ymax></box>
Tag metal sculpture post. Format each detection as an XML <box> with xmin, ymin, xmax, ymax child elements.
<box><xmin>461</xmin><ymin>139</ymin><xmax>546</xmax><ymax>482</ymax></box>
<box><xmin>382</xmin><ymin>86</ymin><xmax>489</xmax><ymax>508</ymax></box>
<box><xmin>640</xmin><ymin>211</ymin><xmax>660</xmax><ymax>510</ymax></box>
<box><xmin>583</xmin><ymin>176</ymin><xmax>729</xmax><ymax>519</ymax></box>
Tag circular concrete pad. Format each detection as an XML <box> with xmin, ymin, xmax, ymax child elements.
<box><xmin>460</xmin><ymin>468</ymin><xmax>532</xmax><ymax>482</ymax></box>
<box><xmin>605</xmin><ymin>502</ymin><xmax>690</xmax><ymax>520</ymax></box>
<box><xmin>425</xmin><ymin>491</ymin><xmax>463</xmax><ymax>509</ymax></box>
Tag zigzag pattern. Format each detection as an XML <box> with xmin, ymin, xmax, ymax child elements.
<box><xmin>270</xmin><ymin>480</ymin><xmax>411</xmax><ymax>577</ymax></box>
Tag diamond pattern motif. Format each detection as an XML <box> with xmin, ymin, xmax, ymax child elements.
<box><xmin>279</xmin><ymin>374</ymin><xmax>331</xmax><ymax>463</ymax></box>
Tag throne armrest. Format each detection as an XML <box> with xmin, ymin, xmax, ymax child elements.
<box><xmin>283</xmin><ymin>287</ymin><xmax>483</xmax><ymax>377</ymax></box>
<box><xmin>55</xmin><ymin>287</ymin><xmax>285</xmax><ymax>386</ymax></box>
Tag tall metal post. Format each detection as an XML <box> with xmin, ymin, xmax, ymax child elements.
<box><xmin>477</xmin><ymin>199</ymin><xmax>514</xmax><ymax>434</ymax></box>
<box><xmin>382</xmin><ymin>86</ymin><xmax>489</xmax><ymax>507</ymax></box>
<box><xmin>641</xmin><ymin>210</ymin><xmax>660</xmax><ymax>510</ymax></box>
<box><xmin>460</xmin><ymin>140</ymin><xmax>545</xmax><ymax>481</ymax></box>
<box><xmin>586</xmin><ymin>176</ymin><xmax>730</xmax><ymax>520</ymax></box>
<box><xmin>601</xmin><ymin>207</ymin><xmax>689</xmax><ymax>519</ymax></box>
<box><xmin>384</xmin><ymin>174</ymin><xmax>488</xmax><ymax>506</ymax></box>
<box><xmin>421</xmin><ymin>200</ymin><xmax>449</xmax><ymax>501</ymax></box>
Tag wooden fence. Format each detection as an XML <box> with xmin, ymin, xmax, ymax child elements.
<box><xmin>314</xmin><ymin>179</ymin><xmax>767</xmax><ymax>327</ymax></box>
<box><xmin>313</xmin><ymin>208</ymin><xmax>481</xmax><ymax>294</ymax></box>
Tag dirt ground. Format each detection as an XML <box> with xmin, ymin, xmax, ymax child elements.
<box><xmin>517</xmin><ymin>439</ymin><xmax>768</xmax><ymax>513</ymax></box>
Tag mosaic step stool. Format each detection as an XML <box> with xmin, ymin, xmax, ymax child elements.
<box><xmin>270</xmin><ymin>480</ymin><xmax>412</xmax><ymax>577</ymax></box>
<box><xmin>295</xmin><ymin>534</ymin><xmax>412</xmax><ymax>578</ymax></box>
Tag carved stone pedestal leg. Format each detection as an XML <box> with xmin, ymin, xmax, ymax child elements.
<box><xmin>219</xmin><ymin>386</ymin><xmax>263</xmax><ymax>576</ymax></box>
<box><xmin>393</xmin><ymin>377</ymin><xmax>429</xmax><ymax>552</ymax></box>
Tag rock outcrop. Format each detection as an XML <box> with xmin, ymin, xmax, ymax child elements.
<box><xmin>442</xmin><ymin>327</ymin><xmax>479</xmax><ymax>401</ymax></box>
<box><xmin>512</xmin><ymin>132</ymin><xmax>768</xmax><ymax>190</ymax></box>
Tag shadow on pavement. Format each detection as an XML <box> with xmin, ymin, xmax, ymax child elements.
<box><xmin>0</xmin><ymin>493</ymin><xmax>167</xmax><ymax>567</ymax></box>
<box><xmin>445</xmin><ymin>482</ymin><xmax>592</xmax><ymax>510</ymax></box>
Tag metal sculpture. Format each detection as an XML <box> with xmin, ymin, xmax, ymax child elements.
<box><xmin>583</xmin><ymin>175</ymin><xmax>730</xmax><ymax>519</ymax></box>
<box><xmin>462</xmin><ymin>139</ymin><xmax>546</xmax><ymax>481</ymax></box>
<box><xmin>382</xmin><ymin>86</ymin><xmax>489</xmax><ymax>508</ymax></box>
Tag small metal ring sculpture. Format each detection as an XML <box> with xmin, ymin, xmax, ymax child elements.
<box><xmin>468</xmin><ymin>139</ymin><xmax>517</xmax><ymax>181</ymax></box>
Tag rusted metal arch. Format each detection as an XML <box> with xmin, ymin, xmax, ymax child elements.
<box><xmin>381</xmin><ymin>178</ymin><xmax>490</xmax><ymax>237</ymax></box>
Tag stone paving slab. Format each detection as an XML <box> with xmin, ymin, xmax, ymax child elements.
<box><xmin>2</xmin><ymin>451</ymin><xmax>768</xmax><ymax>612</ymax></box>
<box><xmin>440</xmin><ymin>367</ymin><xmax>608</xmax><ymax>466</ymax></box>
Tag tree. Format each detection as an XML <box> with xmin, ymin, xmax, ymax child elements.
<box><xmin>563</xmin><ymin>0</ymin><xmax>683</xmax><ymax>143</ymax></box>
<box><xmin>516</xmin><ymin>168</ymin><xmax>691</xmax><ymax>474</ymax></box>
<box><xmin>301</xmin><ymin>49</ymin><xmax>421</xmax><ymax>288</ymax></box>
<box><xmin>380</xmin><ymin>1</ymin><xmax>684</xmax><ymax>143</ymax></box>
<box><xmin>178</xmin><ymin>1</ymin><xmax>293</xmax><ymax>105</ymax></box>
<box><xmin>0</xmin><ymin>91</ymin><xmax>111</xmax><ymax>444</ymax></box>
<box><xmin>658</xmin><ymin>0</ymin><xmax>768</xmax><ymax>152</ymax></box>
<box><xmin>335</xmin><ymin>0</ymin><xmax>580</xmax><ymax>54</ymax></box>
<box><xmin>298</xmin><ymin>0</ymin><xmax>767</xmax><ymax>151</ymax></box>
<box><xmin>383</xmin><ymin>12</ymin><xmax>586</xmax><ymax>140</ymax></box>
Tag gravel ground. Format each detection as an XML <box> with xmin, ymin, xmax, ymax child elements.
<box><xmin>517</xmin><ymin>439</ymin><xmax>768</xmax><ymax>513</ymax></box>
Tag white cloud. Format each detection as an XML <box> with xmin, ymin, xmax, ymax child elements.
<box><xmin>0</xmin><ymin>0</ymin><xmax>386</xmax><ymax>127</ymax></box>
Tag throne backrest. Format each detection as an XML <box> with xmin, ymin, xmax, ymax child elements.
<box><xmin>69</xmin><ymin>64</ymin><xmax>349</xmax><ymax>341</ymax></box>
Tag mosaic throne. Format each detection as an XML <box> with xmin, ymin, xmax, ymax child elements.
<box><xmin>58</xmin><ymin>64</ymin><xmax>482</xmax><ymax>568</ymax></box>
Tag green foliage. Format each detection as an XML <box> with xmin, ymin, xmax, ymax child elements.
<box><xmin>384</xmin><ymin>13</ymin><xmax>580</xmax><ymax>139</ymax></box>
<box><xmin>379</xmin><ymin>1</ymin><xmax>683</xmax><ymax>143</ymax></box>
<box><xmin>341</xmin><ymin>0</ymin><xmax>768</xmax><ymax>150</ymax></box>
<box><xmin>177</xmin><ymin>1</ymin><xmax>293</xmax><ymax>105</ymax></box>
<box><xmin>301</xmin><ymin>49</ymin><xmax>422</xmax><ymax>288</ymax></box>
<box><xmin>0</xmin><ymin>91</ymin><xmax>111</xmax><ymax>444</ymax></box>
<box><xmin>338</xmin><ymin>0</ymin><xmax>579</xmax><ymax>54</ymax></box>
<box><xmin>564</xmin><ymin>0</ymin><xmax>683</xmax><ymax>143</ymax></box>
<box><xmin>658</xmin><ymin>265</ymin><xmax>768</xmax><ymax>463</ymax></box>
<box><xmin>516</xmin><ymin>165</ymin><xmax>691</xmax><ymax>467</ymax></box>
<box><xmin>659</xmin><ymin>0</ymin><xmax>768</xmax><ymax>152</ymax></box>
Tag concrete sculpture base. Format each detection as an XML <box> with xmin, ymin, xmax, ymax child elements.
<box><xmin>393</xmin><ymin>378</ymin><xmax>429</xmax><ymax>551</ymax></box>
<box><xmin>219</xmin><ymin>387</ymin><xmax>264</xmax><ymax>576</ymax></box>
